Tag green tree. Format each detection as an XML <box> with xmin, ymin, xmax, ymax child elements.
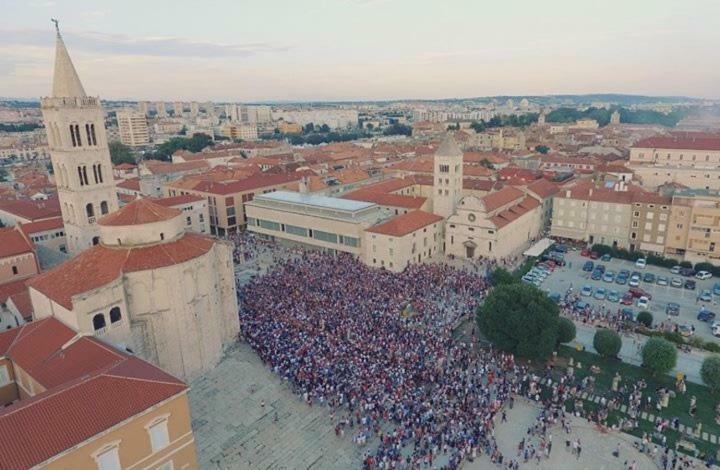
<box><xmin>303</xmin><ymin>123</ymin><xmax>315</xmax><ymax>134</ymax></box>
<box><xmin>319</xmin><ymin>124</ymin><xmax>330</xmax><ymax>133</ymax></box>
<box><xmin>383</xmin><ymin>123</ymin><xmax>412</xmax><ymax>136</ymax></box>
<box><xmin>535</xmin><ymin>145</ymin><xmax>550</xmax><ymax>154</ymax></box>
<box><xmin>470</xmin><ymin>120</ymin><xmax>486</xmax><ymax>133</ymax></box>
<box><xmin>701</xmin><ymin>355</ymin><xmax>720</xmax><ymax>392</ymax></box>
<box><xmin>637</xmin><ymin>311</ymin><xmax>653</xmax><ymax>328</ymax></box>
<box><xmin>593</xmin><ymin>329</ymin><xmax>622</xmax><ymax>358</ymax></box>
<box><xmin>0</xmin><ymin>168</ymin><xmax>8</xmax><ymax>182</ymax></box>
<box><xmin>477</xmin><ymin>283</ymin><xmax>560</xmax><ymax>360</ymax></box>
<box><xmin>489</xmin><ymin>267</ymin><xmax>518</xmax><ymax>287</ymax></box>
<box><xmin>642</xmin><ymin>338</ymin><xmax>677</xmax><ymax>376</ymax></box>
<box><xmin>557</xmin><ymin>317</ymin><xmax>576</xmax><ymax>344</ymax></box>
<box><xmin>108</xmin><ymin>141</ymin><xmax>135</xmax><ymax>165</ymax></box>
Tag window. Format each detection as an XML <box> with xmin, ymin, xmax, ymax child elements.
<box><xmin>90</xmin><ymin>123</ymin><xmax>97</xmax><ymax>145</ymax></box>
<box><xmin>93</xmin><ymin>313</ymin><xmax>106</xmax><ymax>331</ymax></box>
<box><xmin>0</xmin><ymin>365</ymin><xmax>11</xmax><ymax>387</ymax></box>
<box><xmin>227</xmin><ymin>217</ymin><xmax>237</xmax><ymax>226</ymax></box>
<box><xmin>439</xmin><ymin>164</ymin><xmax>449</xmax><ymax>173</ymax></box>
<box><xmin>313</xmin><ymin>230</ymin><xmax>338</xmax><ymax>244</ymax></box>
<box><xmin>93</xmin><ymin>164</ymin><xmax>99</xmax><ymax>184</ymax></box>
<box><xmin>285</xmin><ymin>224</ymin><xmax>308</xmax><ymax>237</ymax></box>
<box><xmin>11</xmin><ymin>266</ymin><xmax>18</xmax><ymax>275</ymax></box>
<box><xmin>86</xmin><ymin>203</ymin><xmax>95</xmax><ymax>218</ymax></box>
<box><xmin>258</xmin><ymin>219</ymin><xmax>280</xmax><ymax>231</ymax></box>
<box><xmin>109</xmin><ymin>307</ymin><xmax>121</xmax><ymax>324</ymax></box>
<box><xmin>148</xmin><ymin>418</ymin><xmax>170</xmax><ymax>452</ymax></box>
<box><xmin>95</xmin><ymin>445</ymin><xmax>120</xmax><ymax>470</ymax></box>
<box><xmin>100</xmin><ymin>201</ymin><xmax>109</xmax><ymax>215</ymax></box>
<box><xmin>78</xmin><ymin>166</ymin><xmax>85</xmax><ymax>186</ymax></box>
<box><xmin>186</xmin><ymin>216</ymin><xmax>192</xmax><ymax>226</ymax></box>
<box><xmin>160</xmin><ymin>233</ymin><xmax>165</xmax><ymax>241</ymax></box>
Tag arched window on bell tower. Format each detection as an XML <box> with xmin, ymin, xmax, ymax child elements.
<box><xmin>77</xmin><ymin>166</ymin><xmax>85</xmax><ymax>186</ymax></box>
<box><xmin>92</xmin><ymin>164</ymin><xmax>99</xmax><ymax>184</ymax></box>
<box><xmin>97</xmin><ymin>163</ymin><xmax>103</xmax><ymax>183</ymax></box>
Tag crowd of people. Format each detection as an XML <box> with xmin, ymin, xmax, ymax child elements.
<box><xmin>238</xmin><ymin>252</ymin><xmax>535</xmax><ymax>468</ymax></box>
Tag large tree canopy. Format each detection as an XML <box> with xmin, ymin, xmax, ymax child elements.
<box><xmin>477</xmin><ymin>283</ymin><xmax>560</xmax><ymax>360</ymax></box>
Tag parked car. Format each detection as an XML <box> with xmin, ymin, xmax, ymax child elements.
<box><xmin>697</xmin><ymin>309</ymin><xmax>717</xmax><ymax>322</ymax></box>
<box><xmin>699</xmin><ymin>290</ymin><xmax>713</xmax><ymax>302</ymax></box>
<box><xmin>619</xmin><ymin>269</ymin><xmax>630</xmax><ymax>278</ymax></box>
<box><xmin>635</xmin><ymin>258</ymin><xmax>647</xmax><ymax>269</ymax></box>
<box><xmin>603</xmin><ymin>271</ymin><xmax>615</xmax><ymax>283</ymax></box>
<box><xmin>574</xmin><ymin>300</ymin><xmax>590</xmax><ymax>312</ymax></box>
<box><xmin>629</xmin><ymin>275</ymin><xmax>640</xmax><ymax>287</ymax></box>
<box><xmin>620</xmin><ymin>293</ymin><xmax>634</xmax><ymax>305</ymax></box>
<box><xmin>581</xmin><ymin>248</ymin><xmax>591</xmax><ymax>257</ymax></box>
<box><xmin>590</xmin><ymin>252</ymin><xmax>600</xmax><ymax>260</ymax></box>
<box><xmin>666</xmin><ymin>302</ymin><xmax>680</xmax><ymax>316</ymax></box>
<box><xmin>582</xmin><ymin>261</ymin><xmax>594</xmax><ymax>272</ymax></box>
<box><xmin>643</xmin><ymin>272</ymin><xmax>656</xmax><ymax>283</ymax></box>
<box><xmin>671</xmin><ymin>265</ymin><xmax>682</xmax><ymax>274</ymax></box>
<box><xmin>607</xmin><ymin>290</ymin><xmax>620</xmax><ymax>302</ymax></box>
<box><xmin>549</xmin><ymin>293</ymin><xmax>562</xmax><ymax>304</ymax></box>
<box><xmin>680</xmin><ymin>267</ymin><xmax>696</xmax><ymax>277</ymax></box>
<box><xmin>684</xmin><ymin>280</ymin><xmax>696</xmax><ymax>290</ymax></box>
<box><xmin>591</xmin><ymin>270</ymin><xmax>604</xmax><ymax>281</ymax></box>
<box><xmin>671</xmin><ymin>277</ymin><xmax>683</xmax><ymax>288</ymax></box>
<box><xmin>657</xmin><ymin>276</ymin><xmax>669</xmax><ymax>286</ymax></box>
<box><xmin>714</xmin><ymin>282</ymin><xmax>720</xmax><ymax>296</ymax></box>
<box><xmin>621</xmin><ymin>307</ymin><xmax>636</xmax><ymax>321</ymax></box>
<box><xmin>637</xmin><ymin>296</ymin><xmax>650</xmax><ymax>309</ymax></box>
<box><xmin>678</xmin><ymin>324</ymin><xmax>694</xmax><ymax>337</ymax></box>
<box><xmin>581</xmin><ymin>285</ymin><xmax>593</xmax><ymax>296</ymax></box>
<box><xmin>594</xmin><ymin>288</ymin><xmax>607</xmax><ymax>300</ymax></box>
<box><xmin>629</xmin><ymin>287</ymin><xmax>652</xmax><ymax>299</ymax></box>
<box><xmin>615</xmin><ymin>275</ymin><xmax>628</xmax><ymax>285</ymax></box>
<box><xmin>601</xmin><ymin>253</ymin><xmax>612</xmax><ymax>261</ymax></box>
<box><xmin>554</xmin><ymin>244</ymin><xmax>568</xmax><ymax>253</ymax></box>
<box><xmin>697</xmin><ymin>270</ymin><xmax>712</xmax><ymax>280</ymax></box>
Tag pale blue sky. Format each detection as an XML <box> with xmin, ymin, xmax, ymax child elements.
<box><xmin>1</xmin><ymin>0</ymin><xmax>718</xmax><ymax>101</ymax></box>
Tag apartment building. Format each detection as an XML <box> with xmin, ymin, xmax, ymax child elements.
<box><xmin>629</xmin><ymin>192</ymin><xmax>672</xmax><ymax>254</ymax></box>
<box><xmin>116</xmin><ymin>109</ymin><xmax>150</xmax><ymax>146</ymax></box>
<box><xmin>165</xmin><ymin>172</ymin><xmax>307</xmax><ymax>236</ymax></box>
<box><xmin>221</xmin><ymin>123</ymin><xmax>258</xmax><ymax>141</ymax></box>
<box><xmin>666</xmin><ymin>189</ymin><xmax>720</xmax><ymax>264</ymax></box>
<box><xmin>629</xmin><ymin>132</ymin><xmax>720</xmax><ymax>190</ymax></box>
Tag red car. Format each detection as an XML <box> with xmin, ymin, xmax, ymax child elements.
<box><xmin>581</xmin><ymin>249</ymin><xmax>591</xmax><ymax>257</ymax></box>
<box><xmin>590</xmin><ymin>251</ymin><xmax>600</xmax><ymax>260</ymax></box>
<box><xmin>620</xmin><ymin>293</ymin><xmax>634</xmax><ymax>305</ymax></box>
<box><xmin>628</xmin><ymin>287</ymin><xmax>652</xmax><ymax>300</ymax></box>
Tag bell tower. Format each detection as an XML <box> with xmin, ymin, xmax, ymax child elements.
<box><xmin>41</xmin><ymin>21</ymin><xmax>118</xmax><ymax>254</ymax></box>
<box><xmin>433</xmin><ymin>134</ymin><xmax>463</xmax><ymax>218</ymax></box>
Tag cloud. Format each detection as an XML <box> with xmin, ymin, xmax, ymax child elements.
<box><xmin>0</xmin><ymin>29</ymin><xmax>289</xmax><ymax>58</ymax></box>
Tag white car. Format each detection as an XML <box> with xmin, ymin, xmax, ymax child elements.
<box><xmin>635</xmin><ymin>258</ymin><xmax>647</xmax><ymax>269</ymax></box>
<box><xmin>637</xmin><ymin>296</ymin><xmax>650</xmax><ymax>310</ymax></box>
<box><xmin>696</xmin><ymin>270</ymin><xmax>712</xmax><ymax>280</ymax></box>
<box><xmin>629</xmin><ymin>275</ymin><xmax>640</xmax><ymax>287</ymax></box>
<box><xmin>713</xmin><ymin>324</ymin><xmax>720</xmax><ymax>338</ymax></box>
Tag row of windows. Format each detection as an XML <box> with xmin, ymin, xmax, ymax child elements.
<box><xmin>69</xmin><ymin>123</ymin><xmax>98</xmax><ymax>148</ymax></box>
<box><xmin>92</xmin><ymin>307</ymin><xmax>122</xmax><ymax>331</ymax></box>
<box><xmin>30</xmin><ymin>230</ymin><xmax>64</xmax><ymax>242</ymax></box>
<box><xmin>249</xmin><ymin>218</ymin><xmax>359</xmax><ymax>247</ymax></box>
<box><xmin>94</xmin><ymin>417</ymin><xmax>171</xmax><ymax>470</ymax></box>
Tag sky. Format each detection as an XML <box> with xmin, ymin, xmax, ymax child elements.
<box><xmin>1</xmin><ymin>0</ymin><xmax>719</xmax><ymax>102</ymax></box>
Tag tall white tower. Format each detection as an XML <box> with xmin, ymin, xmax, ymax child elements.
<box><xmin>41</xmin><ymin>23</ymin><xmax>119</xmax><ymax>254</ymax></box>
<box><xmin>433</xmin><ymin>134</ymin><xmax>463</xmax><ymax>218</ymax></box>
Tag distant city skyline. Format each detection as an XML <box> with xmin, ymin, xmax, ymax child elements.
<box><xmin>1</xmin><ymin>0</ymin><xmax>719</xmax><ymax>101</ymax></box>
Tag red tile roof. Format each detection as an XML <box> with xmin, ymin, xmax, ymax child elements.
<box><xmin>366</xmin><ymin>211</ymin><xmax>443</xmax><ymax>237</ymax></box>
<box><xmin>481</xmin><ymin>186</ymin><xmax>526</xmax><ymax>212</ymax></box>
<box><xmin>116</xmin><ymin>177</ymin><xmax>140</xmax><ymax>191</ymax></box>
<box><xmin>186</xmin><ymin>171</ymin><xmax>310</xmax><ymax>196</ymax></box>
<box><xmin>99</xmin><ymin>198</ymin><xmax>180</xmax><ymax>226</ymax></box>
<box><xmin>18</xmin><ymin>217</ymin><xmax>64</xmax><ymax>236</ymax></box>
<box><xmin>142</xmin><ymin>160</ymin><xmax>209</xmax><ymax>175</ymax></box>
<box><xmin>0</xmin><ymin>197</ymin><xmax>61</xmax><ymax>222</ymax></box>
<box><xmin>114</xmin><ymin>163</ymin><xmax>137</xmax><ymax>170</ymax></box>
<box><xmin>0</xmin><ymin>279</ymin><xmax>30</xmax><ymax>304</ymax></box>
<box><xmin>342</xmin><ymin>191</ymin><xmax>426</xmax><ymax>209</ymax></box>
<box><xmin>152</xmin><ymin>194</ymin><xmax>205</xmax><ymax>207</ymax></box>
<box><xmin>0</xmin><ymin>318</ymin><xmax>186</xmax><ymax>469</ymax></box>
<box><xmin>525</xmin><ymin>179</ymin><xmax>560</xmax><ymax>200</ymax></box>
<box><xmin>7</xmin><ymin>289</ymin><xmax>32</xmax><ymax>320</ymax></box>
<box><xmin>490</xmin><ymin>197</ymin><xmax>541</xmax><ymax>228</ymax></box>
<box><xmin>0</xmin><ymin>227</ymin><xmax>35</xmax><ymax>259</ymax></box>
<box><xmin>28</xmin><ymin>232</ymin><xmax>214</xmax><ymax>310</ymax></box>
<box><xmin>633</xmin><ymin>133</ymin><xmax>720</xmax><ymax>151</ymax></box>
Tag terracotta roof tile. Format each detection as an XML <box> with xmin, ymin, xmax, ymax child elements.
<box><xmin>366</xmin><ymin>211</ymin><xmax>443</xmax><ymax>237</ymax></box>
<box><xmin>7</xmin><ymin>289</ymin><xmax>32</xmax><ymax>320</ymax></box>
<box><xmin>151</xmin><ymin>194</ymin><xmax>205</xmax><ymax>207</ymax></box>
<box><xmin>481</xmin><ymin>186</ymin><xmax>525</xmax><ymax>212</ymax></box>
<box><xmin>116</xmin><ymin>177</ymin><xmax>140</xmax><ymax>191</ymax></box>
<box><xmin>18</xmin><ymin>217</ymin><xmax>64</xmax><ymax>236</ymax></box>
<box><xmin>28</xmin><ymin>233</ymin><xmax>214</xmax><ymax>310</ymax></box>
<box><xmin>633</xmin><ymin>133</ymin><xmax>720</xmax><ymax>151</ymax></box>
<box><xmin>99</xmin><ymin>198</ymin><xmax>180</xmax><ymax>226</ymax></box>
<box><xmin>525</xmin><ymin>179</ymin><xmax>560</xmax><ymax>199</ymax></box>
<box><xmin>342</xmin><ymin>191</ymin><xmax>426</xmax><ymax>209</ymax></box>
<box><xmin>0</xmin><ymin>227</ymin><xmax>35</xmax><ymax>259</ymax></box>
<box><xmin>0</xmin><ymin>197</ymin><xmax>61</xmax><ymax>222</ymax></box>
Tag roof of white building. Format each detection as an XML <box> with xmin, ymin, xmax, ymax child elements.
<box><xmin>256</xmin><ymin>190</ymin><xmax>376</xmax><ymax>213</ymax></box>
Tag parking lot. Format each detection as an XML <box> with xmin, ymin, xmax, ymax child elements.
<box><xmin>539</xmin><ymin>249</ymin><xmax>720</xmax><ymax>342</ymax></box>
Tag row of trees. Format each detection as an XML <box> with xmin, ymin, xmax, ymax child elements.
<box><xmin>469</xmin><ymin>113</ymin><xmax>539</xmax><ymax>133</ymax></box>
<box><xmin>145</xmin><ymin>133</ymin><xmax>214</xmax><ymax>161</ymax></box>
<box><xmin>478</xmin><ymin>268</ymin><xmax>720</xmax><ymax>392</ymax></box>
<box><xmin>545</xmin><ymin>106</ymin><xmax>692</xmax><ymax>128</ymax></box>
<box><xmin>0</xmin><ymin>123</ymin><xmax>42</xmax><ymax>132</ymax></box>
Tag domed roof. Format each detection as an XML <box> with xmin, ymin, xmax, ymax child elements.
<box><xmin>98</xmin><ymin>198</ymin><xmax>180</xmax><ymax>227</ymax></box>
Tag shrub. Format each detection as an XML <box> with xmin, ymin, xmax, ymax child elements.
<box><xmin>593</xmin><ymin>328</ymin><xmax>622</xmax><ymax>358</ymax></box>
<box><xmin>701</xmin><ymin>355</ymin><xmax>720</xmax><ymax>392</ymax></box>
<box><xmin>695</xmin><ymin>262</ymin><xmax>714</xmax><ymax>273</ymax></box>
<box><xmin>642</xmin><ymin>338</ymin><xmax>677</xmax><ymax>376</ymax></box>
<box><xmin>636</xmin><ymin>311</ymin><xmax>653</xmax><ymax>328</ymax></box>
<box><xmin>679</xmin><ymin>260</ymin><xmax>693</xmax><ymax>268</ymax></box>
<box><xmin>704</xmin><ymin>342</ymin><xmax>720</xmax><ymax>353</ymax></box>
<box><xmin>557</xmin><ymin>317</ymin><xmax>576</xmax><ymax>344</ymax></box>
<box><xmin>489</xmin><ymin>268</ymin><xmax>519</xmax><ymax>287</ymax></box>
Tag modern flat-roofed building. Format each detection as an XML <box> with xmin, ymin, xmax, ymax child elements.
<box><xmin>245</xmin><ymin>191</ymin><xmax>382</xmax><ymax>255</ymax></box>
<box><xmin>665</xmin><ymin>189</ymin><xmax>720</xmax><ymax>264</ymax></box>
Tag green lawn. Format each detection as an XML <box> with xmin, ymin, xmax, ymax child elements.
<box><xmin>546</xmin><ymin>346</ymin><xmax>720</xmax><ymax>459</ymax></box>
